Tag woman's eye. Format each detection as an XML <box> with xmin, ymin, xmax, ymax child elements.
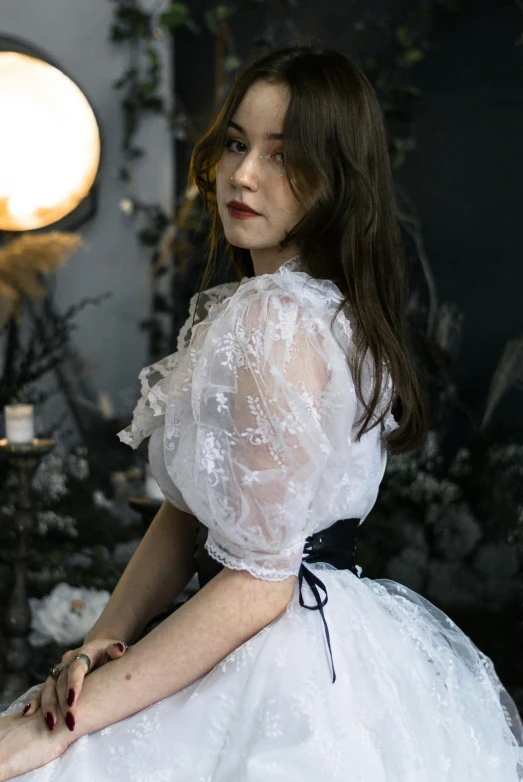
<box><xmin>224</xmin><ymin>138</ymin><xmax>245</xmax><ymax>154</ymax></box>
<box><xmin>224</xmin><ymin>138</ymin><xmax>284</xmax><ymax>165</ymax></box>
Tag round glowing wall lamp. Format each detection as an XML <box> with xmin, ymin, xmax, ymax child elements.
<box><xmin>0</xmin><ymin>37</ymin><xmax>101</xmax><ymax>232</ymax></box>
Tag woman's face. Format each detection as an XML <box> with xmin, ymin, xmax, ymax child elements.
<box><xmin>216</xmin><ymin>79</ymin><xmax>306</xmax><ymax>275</ymax></box>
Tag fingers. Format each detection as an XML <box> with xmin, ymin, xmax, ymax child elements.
<box><xmin>106</xmin><ymin>641</ymin><xmax>127</xmax><ymax>660</ymax></box>
<box><xmin>21</xmin><ymin>686</ymin><xmax>43</xmax><ymax>717</ymax></box>
<box><xmin>23</xmin><ymin>640</ymin><xmax>128</xmax><ymax>730</ymax></box>
<box><xmin>56</xmin><ymin>657</ymin><xmax>90</xmax><ymax>731</ymax></box>
<box><xmin>56</xmin><ymin>642</ymin><xmax>127</xmax><ymax>732</ymax></box>
<box><xmin>39</xmin><ymin>674</ymin><xmax>62</xmax><ymax>731</ymax></box>
<box><xmin>61</xmin><ymin>648</ymin><xmax>82</xmax><ymax>667</ymax></box>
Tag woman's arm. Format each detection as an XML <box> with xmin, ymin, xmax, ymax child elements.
<box><xmin>67</xmin><ymin>567</ymin><xmax>296</xmax><ymax>741</ymax></box>
<box><xmin>84</xmin><ymin>501</ymin><xmax>198</xmax><ymax>645</ymax></box>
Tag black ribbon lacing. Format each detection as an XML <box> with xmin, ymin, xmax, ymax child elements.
<box><xmin>298</xmin><ymin>562</ymin><xmax>337</xmax><ymax>683</ymax></box>
<box><xmin>298</xmin><ymin>517</ymin><xmax>360</xmax><ymax>685</ymax></box>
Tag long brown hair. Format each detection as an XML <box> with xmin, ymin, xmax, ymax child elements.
<box><xmin>189</xmin><ymin>45</ymin><xmax>429</xmax><ymax>454</ymax></box>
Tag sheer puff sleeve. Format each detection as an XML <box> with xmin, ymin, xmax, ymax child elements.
<box><xmin>168</xmin><ymin>285</ymin><xmax>357</xmax><ymax>581</ymax></box>
<box><xmin>117</xmin><ymin>281</ymin><xmax>240</xmax><ymax>513</ymax></box>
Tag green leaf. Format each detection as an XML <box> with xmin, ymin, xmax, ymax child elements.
<box><xmin>224</xmin><ymin>55</ymin><xmax>241</xmax><ymax>72</ymax></box>
<box><xmin>204</xmin><ymin>5</ymin><xmax>237</xmax><ymax>34</ymax></box>
<box><xmin>399</xmin><ymin>85</ymin><xmax>423</xmax><ymax>97</ymax></box>
<box><xmin>353</xmin><ymin>21</ymin><xmax>366</xmax><ymax>31</ymax></box>
<box><xmin>362</xmin><ymin>57</ymin><xmax>378</xmax><ymax>72</ymax></box>
<box><xmin>395</xmin><ymin>26</ymin><xmax>412</xmax><ymax>49</ymax></box>
<box><xmin>396</xmin><ymin>48</ymin><xmax>425</xmax><ymax>68</ymax></box>
<box><xmin>122</xmin><ymin>95</ymin><xmax>137</xmax><ymax>111</ymax></box>
<box><xmin>204</xmin><ymin>10</ymin><xmax>218</xmax><ymax>35</ymax></box>
<box><xmin>407</xmin><ymin>48</ymin><xmax>424</xmax><ymax>63</ymax></box>
<box><xmin>160</xmin><ymin>3</ymin><xmax>200</xmax><ymax>33</ymax></box>
<box><xmin>115</xmin><ymin>6</ymin><xmax>152</xmax><ymax>39</ymax></box>
<box><xmin>110</xmin><ymin>24</ymin><xmax>129</xmax><ymax>43</ymax></box>
<box><xmin>215</xmin><ymin>5</ymin><xmax>237</xmax><ymax>22</ymax></box>
<box><xmin>160</xmin><ymin>2</ymin><xmax>189</xmax><ymax>27</ymax></box>
<box><xmin>516</xmin><ymin>32</ymin><xmax>523</xmax><ymax>48</ymax></box>
<box><xmin>113</xmin><ymin>67</ymin><xmax>138</xmax><ymax>90</ymax></box>
<box><xmin>391</xmin><ymin>151</ymin><xmax>406</xmax><ymax>170</ymax></box>
<box><xmin>138</xmin><ymin>93</ymin><xmax>164</xmax><ymax>112</ymax></box>
<box><xmin>146</xmin><ymin>47</ymin><xmax>160</xmax><ymax>68</ymax></box>
<box><xmin>185</xmin><ymin>19</ymin><xmax>201</xmax><ymax>35</ymax></box>
<box><xmin>127</xmin><ymin>147</ymin><xmax>145</xmax><ymax>160</ymax></box>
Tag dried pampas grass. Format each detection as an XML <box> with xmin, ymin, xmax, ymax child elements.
<box><xmin>0</xmin><ymin>231</ymin><xmax>83</xmax><ymax>324</ymax></box>
<box><xmin>481</xmin><ymin>338</ymin><xmax>523</xmax><ymax>430</ymax></box>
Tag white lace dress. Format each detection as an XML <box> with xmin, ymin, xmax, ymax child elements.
<box><xmin>3</xmin><ymin>258</ymin><xmax>523</xmax><ymax>781</ymax></box>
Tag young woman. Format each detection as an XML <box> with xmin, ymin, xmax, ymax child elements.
<box><xmin>1</xmin><ymin>45</ymin><xmax>522</xmax><ymax>781</ymax></box>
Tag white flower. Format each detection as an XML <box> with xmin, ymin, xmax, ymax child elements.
<box><xmin>29</xmin><ymin>582</ymin><xmax>110</xmax><ymax>647</ymax></box>
<box><xmin>67</xmin><ymin>453</ymin><xmax>89</xmax><ymax>481</ymax></box>
<box><xmin>92</xmin><ymin>489</ymin><xmax>114</xmax><ymax>509</ymax></box>
<box><xmin>36</xmin><ymin>511</ymin><xmax>78</xmax><ymax>538</ymax></box>
<box><xmin>33</xmin><ymin>456</ymin><xmax>68</xmax><ymax>501</ymax></box>
<box><xmin>430</xmin><ymin>504</ymin><xmax>483</xmax><ymax>560</ymax></box>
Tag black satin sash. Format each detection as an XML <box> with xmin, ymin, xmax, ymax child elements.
<box><xmin>194</xmin><ymin>517</ymin><xmax>361</xmax><ymax>685</ymax></box>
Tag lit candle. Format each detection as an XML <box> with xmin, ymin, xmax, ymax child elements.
<box><xmin>4</xmin><ymin>404</ymin><xmax>35</xmax><ymax>444</ymax></box>
<box><xmin>145</xmin><ymin>464</ymin><xmax>164</xmax><ymax>501</ymax></box>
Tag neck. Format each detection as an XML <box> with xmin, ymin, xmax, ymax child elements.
<box><xmin>251</xmin><ymin>253</ymin><xmax>301</xmax><ymax>277</ymax></box>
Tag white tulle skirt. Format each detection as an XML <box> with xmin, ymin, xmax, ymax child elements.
<box><xmin>3</xmin><ymin>565</ymin><xmax>523</xmax><ymax>781</ymax></box>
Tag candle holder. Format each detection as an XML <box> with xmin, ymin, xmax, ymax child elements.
<box><xmin>0</xmin><ymin>437</ymin><xmax>55</xmax><ymax>705</ymax></box>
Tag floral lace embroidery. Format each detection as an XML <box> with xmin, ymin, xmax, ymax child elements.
<box><xmin>3</xmin><ymin>563</ymin><xmax>522</xmax><ymax>779</ymax></box>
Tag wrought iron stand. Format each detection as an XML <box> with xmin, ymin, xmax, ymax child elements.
<box><xmin>0</xmin><ymin>438</ymin><xmax>55</xmax><ymax>706</ymax></box>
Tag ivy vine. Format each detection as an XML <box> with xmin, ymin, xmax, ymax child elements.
<box><xmin>109</xmin><ymin>1</ymin><xmax>200</xmax><ymax>359</ymax></box>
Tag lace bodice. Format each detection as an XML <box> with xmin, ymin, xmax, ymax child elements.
<box><xmin>118</xmin><ymin>258</ymin><xmax>399</xmax><ymax>581</ymax></box>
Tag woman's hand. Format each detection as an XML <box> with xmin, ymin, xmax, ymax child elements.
<box><xmin>0</xmin><ymin>712</ymin><xmax>70</xmax><ymax>782</ymax></box>
<box><xmin>21</xmin><ymin>638</ymin><xmax>128</xmax><ymax>733</ymax></box>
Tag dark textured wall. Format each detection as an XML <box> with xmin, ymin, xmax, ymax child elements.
<box><xmin>396</xmin><ymin>0</ymin><xmax>523</xmax><ymax>441</ymax></box>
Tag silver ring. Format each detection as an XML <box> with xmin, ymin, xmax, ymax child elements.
<box><xmin>72</xmin><ymin>653</ymin><xmax>92</xmax><ymax>673</ymax></box>
<box><xmin>49</xmin><ymin>662</ymin><xmax>69</xmax><ymax>680</ymax></box>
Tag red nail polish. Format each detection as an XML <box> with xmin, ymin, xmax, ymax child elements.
<box><xmin>22</xmin><ymin>703</ymin><xmax>30</xmax><ymax>715</ymax></box>
<box><xmin>45</xmin><ymin>712</ymin><xmax>55</xmax><ymax>731</ymax></box>
<box><xmin>67</xmin><ymin>688</ymin><xmax>75</xmax><ymax>706</ymax></box>
<box><xmin>65</xmin><ymin>712</ymin><xmax>75</xmax><ymax>731</ymax></box>
<box><xmin>115</xmin><ymin>642</ymin><xmax>124</xmax><ymax>652</ymax></box>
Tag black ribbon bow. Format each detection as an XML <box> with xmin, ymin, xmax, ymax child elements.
<box><xmin>298</xmin><ymin>517</ymin><xmax>360</xmax><ymax>684</ymax></box>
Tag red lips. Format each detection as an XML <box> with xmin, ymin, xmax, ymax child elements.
<box><xmin>227</xmin><ymin>200</ymin><xmax>259</xmax><ymax>215</ymax></box>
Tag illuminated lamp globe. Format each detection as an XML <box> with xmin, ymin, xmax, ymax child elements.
<box><xmin>0</xmin><ymin>52</ymin><xmax>101</xmax><ymax>231</ymax></box>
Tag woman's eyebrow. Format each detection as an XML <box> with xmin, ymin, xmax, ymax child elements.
<box><xmin>227</xmin><ymin>120</ymin><xmax>283</xmax><ymax>141</ymax></box>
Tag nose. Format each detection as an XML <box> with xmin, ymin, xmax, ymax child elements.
<box><xmin>230</xmin><ymin>151</ymin><xmax>263</xmax><ymax>189</ymax></box>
